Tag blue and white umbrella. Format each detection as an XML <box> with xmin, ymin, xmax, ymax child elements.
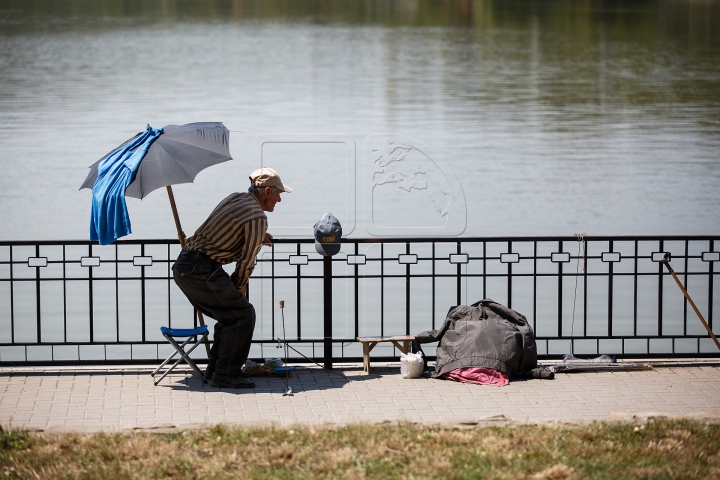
<box><xmin>80</xmin><ymin>122</ymin><xmax>232</xmax><ymax>245</ymax></box>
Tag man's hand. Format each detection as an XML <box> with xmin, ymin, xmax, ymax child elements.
<box><xmin>239</xmin><ymin>285</ymin><xmax>247</xmax><ymax>294</ymax></box>
<box><xmin>263</xmin><ymin>232</ymin><xmax>273</xmax><ymax>246</ymax></box>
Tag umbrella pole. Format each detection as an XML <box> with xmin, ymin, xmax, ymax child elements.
<box><xmin>167</xmin><ymin>186</ymin><xmax>211</xmax><ymax>357</ymax></box>
<box><xmin>660</xmin><ymin>253</ymin><xmax>720</xmax><ymax>351</ymax></box>
<box><xmin>166</xmin><ymin>185</ymin><xmax>187</xmax><ymax>246</ymax></box>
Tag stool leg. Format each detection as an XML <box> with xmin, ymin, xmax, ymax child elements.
<box><xmin>152</xmin><ymin>333</ymin><xmax>188</xmax><ymax>378</ymax></box>
<box><xmin>152</xmin><ymin>354</ymin><xmax>175</xmax><ymax>377</ymax></box>
<box><xmin>152</xmin><ymin>347</ymin><xmax>181</xmax><ymax>377</ymax></box>
<box><xmin>180</xmin><ymin>333</ymin><xmax>209</xmax><ymax>382</ymax></box>
<box><xmin>154</xmin><ymin>336</ymin><xmax>195</xmax><ymax>386</ymax></box>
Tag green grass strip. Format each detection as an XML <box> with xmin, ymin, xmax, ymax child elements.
<box><xmin>1</xmin><ymin>419</ymin><xmax>719</xmax><ymax>479</ymax></box>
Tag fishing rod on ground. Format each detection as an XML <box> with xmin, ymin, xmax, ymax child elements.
<box><xmin>660</xmin><ymin>253</ymin><xmax>720</xmax><ymax>351</ymax></box>
<box><xmin>276</xmin><ymin>299</ymin><xmax>351</xmax><ymax>394</ymax></box>
<box><xmin>277</xmin><ymin>300</ymin><xmax>293</xmax><ymax>396</ymax></box>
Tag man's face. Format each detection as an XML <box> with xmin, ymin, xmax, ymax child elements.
<box><xmin>262</xmin><ymin>187</ymin><xmax>282</xmax><ymax>212</ymax></box>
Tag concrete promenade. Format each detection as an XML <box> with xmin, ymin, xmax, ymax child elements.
<box><xmin>1</xmin><ymin>360</ymin><xmax>719</xmax><ymax>433</ymax></box>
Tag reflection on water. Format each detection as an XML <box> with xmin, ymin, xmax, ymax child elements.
<box><xmin>0</xmin><ymin>0</ymin><xmax>718</xmax><ymax>241</ymax></box>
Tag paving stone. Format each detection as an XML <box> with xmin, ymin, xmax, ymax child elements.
<box><xmin>1</xmin><ymin>362</ymin><xmax>720</xmax><ymax>431</ymax></box>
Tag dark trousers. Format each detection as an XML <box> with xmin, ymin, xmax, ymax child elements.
<box><xmin>172</xmin><ymin>250</ymin><xmax>255</xmax><ymax>377</ymax></box>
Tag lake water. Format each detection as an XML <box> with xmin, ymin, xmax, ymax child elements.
<box><xmin>1</xmin><ymin>0</ymin><xmax>719</xmax><ymax>241</ymax></box>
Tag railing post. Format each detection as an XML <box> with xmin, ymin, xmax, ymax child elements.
<box><xmin>35</xmin><ymin>244</ymin><xmax>41</xmax><ymax>344</ymax></box>
<box><xmin>88</xmin><ymin>243</ymin><xmax>94</xmax><ymax>344</ymax></box>
<box><xmin>608</xmin><ymin>240</ymin><xmax>614</xmax><ymax>338</ymax></box>
<box><xmin>710</xmin><ymin>239</ymin><xmax>715</xmax><ymax>331</ymax></box>
<box><xmin>323</xmin><ymin>255</ymin><xmax>333</xmax><ymax>369</ymax></box>
<box><xmin>558</xmin><ymin>240</ymin><xmax>563</xmax><ymax>338</ymax></box>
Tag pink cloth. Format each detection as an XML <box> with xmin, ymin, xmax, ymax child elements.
<box><xmin>443</xmin><ymin>367</ymin><xmax>509</xmax><ymax>386</ymax></box>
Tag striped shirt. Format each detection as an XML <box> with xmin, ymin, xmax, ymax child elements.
<box><xmin>184</xmin><ymin>192</ymin><xmax>267</xmax><ymax>289</ymax></box>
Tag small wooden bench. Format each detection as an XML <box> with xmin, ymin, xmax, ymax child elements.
<box><xmin>356</xmin><ymin>335</ymin><xmax>415</xmax><ymax>373</ymax></box>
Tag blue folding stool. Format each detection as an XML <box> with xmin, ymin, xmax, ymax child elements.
<box><xmin>151</xmin><ymin>325</ymin><xmax>209</xmax><ymax>385</ymax></box>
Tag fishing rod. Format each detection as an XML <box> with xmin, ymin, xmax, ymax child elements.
<box><xmin>276</xmin><ymin>300</ymin><xmax>351</xmax><ymax>384</ymax></box>
<box><xmin>660</xmin><ymin>253</ymin><xmax>720</xmax><ymax>351</ymax></box>
<box><xmin>278</xmin><ymin>300</ymin><xmax>293</xmax><ymax>396</ymax></box>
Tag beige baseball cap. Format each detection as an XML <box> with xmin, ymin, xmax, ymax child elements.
<box><xmin>249</xmin><ymin>167</ymin><xmax>293</xmax><ymax>193</ymax></box>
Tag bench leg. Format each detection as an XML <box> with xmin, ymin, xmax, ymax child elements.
<box><xmin>362</xmin><ymin>342</ymin><xmax>370</xmax><ymax>373</ymax></box>
<box><xmin>391</xmin><ymin>340</ymin><xmax>412</xmax><ymax>355</ymax></box>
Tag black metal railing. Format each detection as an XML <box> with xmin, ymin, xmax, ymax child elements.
<box><xmin>0</xmin><ymin>236</ymin><xmax>718</xmax><ymax>366</ymax></box>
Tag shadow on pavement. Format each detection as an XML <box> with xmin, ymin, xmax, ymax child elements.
<box><xmin>0</xmin><ymin>369</ymin><xmax>157</xmax><ymax>377</ymax></box>
<box><xmin>157</xmin><ymin>365</ymin><xmax>354</xmax><ymax>394</ymax></box>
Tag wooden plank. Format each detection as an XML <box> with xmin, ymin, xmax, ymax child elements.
<box><xmin>356</xmin><ymin>335</ymin><xmax>415</xmax><ymax>343</ymax></box>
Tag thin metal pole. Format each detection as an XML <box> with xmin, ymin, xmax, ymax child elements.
<box><xmin>167</xmin><ymin>243</ymin><xmax>172</xmax><ymax>328</ymax></box>
<box><xmin>141</xmin><ymin>243</ymin><xmax>146</xmax><ymax>343</ymax></box>
<box><xmin>456</xmin><ymin>241</ymin><xmax>462</xmax><ymax>306</ymax></box>
<box><xmin>406</xmin><ymin>242</ymin><xmax>411</xmax><ymax>335</ymax></box>
<box><xmin>633</xmin><ymin>240</ymin><xmax>638</xmax><ymax>337</ymax></box>
<box><xmin>431</xmin><ymin>242</ymin><xmax>436</xmax><ymax>329</ymax></box>
<box><xmin>482</xmin><ymin>241</ymin><xmax>486</xmax><ymax>299</ymax></box>
<box><xmin>323</xmin><ymin>255</ymin><xmax>333</xmax><ymax>369</ymax></box>
<box><xmin>297</xmin><ymin>243</ymin><xmax>302</xmax><ymax>340</ymax></box>
<box><xmin>583</xmin><ymin>238</ymin><xmax>588</xmax><ymax>335</ymax></box>
<box><xmin>89</xmin><ymin>243</ymin><xmax>94</xmax><ymax>343</ymax></box>
<box><xmin>380</xmin><ymin>243</ymin><xmax>384</xmax><ymax>337</ymax></box>
<box><xmin>683</xmin><ymin>240</ymin><xmax>689</xmax><ymax>336</ymax></box>
<box><xmin>35</xmin><ymin>244</ymin><xmax>41</xmax><ymax>343</ymax></box>
<box><xmin>659</xmin><ymin>240</ymin><xmax>664</xmax><ymax>337</ymax></box>
<box><xmin>115</xmin><ymin>243</ymin><xmax>120</xmax><ymax>342</ymax></box>
<box><xmin>271</xmin><ymin>242</ymin><xmax>275</xmax><ymax>341</ymax></box>
<box><xmin>507</xmin><ymin>241</ymin><xmax>512</xmax><ymax>309</ymax></box>
<box><xmin>63</xmin><ymin>245</ymin><xmax>68</xmax><ymax>343</ymax></box>
<box><xmin>9</xmin><ymin>245</ymin><xmax>15</xmax><ymax>344</ymax></box>
<box><xmin>558</xmin><ymin>240</ymin><xmax>563</xmax><ymax>337</ymax></box>
<box><xmin>608</xmin><ymin>240</ymin><xmax>614</xmax><ymax>338</ymax></box>
<box><xmin>354</xmin><ymin>242</ymin><xmax>359</xmax><ymax>339</ymax></box>
<box><xmin>710</xmin><ymin>239</ymin><xmax>715</xmax><ymax>330</ymax></box>
<box><xmin>532</xmin><ymin>241</ymin><xmax>537</xmax><ymax>332</ymax></box>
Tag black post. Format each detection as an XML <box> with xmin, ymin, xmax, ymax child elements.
<box><xmin>608</xmin><ymin>240</ymin><xmax>614</xmax><ymax>338</ymax></box>
<box><xmin>558</xmin><ymin>240</ymin><xmax>563</xmax><ymax>337</ymax></box>
<box><xmin>35</xmin><ymin>244</ymin><xmax>41</xmax><ymax>344</ymax></box>
<box><xmin>323</xmin><ymin>255</ymin><xmax>333</xmax><ymax>369</ymax></box>
<box><xmin>141</xmin><ymin>243</ymin><xmax>146</xmax><ymax>343</ymax></box>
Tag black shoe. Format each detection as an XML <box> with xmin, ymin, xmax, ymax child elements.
<box><xmin>210</xmin><ymin>373</ymin><xmax>255</xmax><ymax>389</ymax></box>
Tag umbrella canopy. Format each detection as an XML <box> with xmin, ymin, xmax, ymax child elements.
<box><xmin>80</xmin><ymin>122</ymin><xmax>232</xmax><ymax>199</ymax></box>
<box><xmin>79</xmin><ymin>122</ymin><xmax>232</xmax><ymax>354</ymax></box>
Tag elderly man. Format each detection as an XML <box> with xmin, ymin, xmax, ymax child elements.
<box><xmin>172</xmin><ymin>167</ymin><xmax>291</xmax><ymax>388</ymax></box>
